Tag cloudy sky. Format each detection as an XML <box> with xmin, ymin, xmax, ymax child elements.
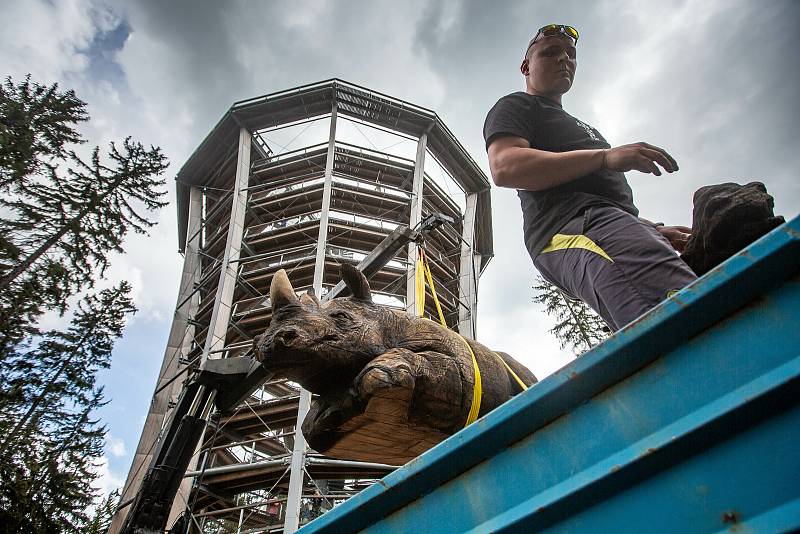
<box><xmin>2</xmin><ymin>0</ymin><xmax>798</xmax><ymax>498</ymax></box>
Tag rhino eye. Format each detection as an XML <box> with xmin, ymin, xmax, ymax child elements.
<box><xmin>329</xmin><ymin>311</ymin><xmax>352</xmax><ymax>321</ymax></box>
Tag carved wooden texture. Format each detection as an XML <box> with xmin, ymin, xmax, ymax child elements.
<box><xmin>682</xmin><ymin>181</ymin><xmax>784</xmax><ymax>276</ymax></box>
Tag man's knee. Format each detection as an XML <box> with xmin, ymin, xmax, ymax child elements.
<box><xmin>535</xmin><ymin>205</ymin><xmax>696</xmax><ymax>331</ymax></box>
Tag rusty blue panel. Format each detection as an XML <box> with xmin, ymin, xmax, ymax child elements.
<box><xmin>299</xmin><ymin>216</ymin><xmax>800</xmax><ymax>534</ymax></box>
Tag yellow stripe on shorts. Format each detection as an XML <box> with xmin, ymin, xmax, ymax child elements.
<box><xmin>540</xmin><ymin>233</ymin><xmax>613</xmax><ymax>262</ymax></box>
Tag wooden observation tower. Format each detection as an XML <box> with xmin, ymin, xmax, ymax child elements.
<box><xmin>110</xmin><ymin>79</ymin><xmax>493</xmax><ymax>533</ymax></box>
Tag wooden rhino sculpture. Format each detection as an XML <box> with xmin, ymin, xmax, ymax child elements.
<box><xmin>255</xmin><ymin>265</ymin><xmax>537</xmax><ymax>465</ymax></box>
<box><xmin>681</xmin><ymin>181</ymin><xmax>785</xmax><ymax>276</ymax></box>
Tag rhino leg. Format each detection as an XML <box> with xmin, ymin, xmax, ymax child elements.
<box><xmin>302</xmin><ymin>349</ymin><xmax>417</xmax><ymax>454</ymax></box>
<box><xmin>353</xmin><ymin>348</ymin><xmax>416</xmax><ymax>401</ymax></box>
<box><xmin>302</xmin><ymin>387</ymin><xmax>364</xmax><ymax>451</ymax></box>
<box><xmin>355</xmin><ymin>348</ymin><xmax>468</xmax><ymax>434</ymax></box>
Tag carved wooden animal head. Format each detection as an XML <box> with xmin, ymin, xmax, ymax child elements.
<box><xmin>681</xmin><ymin>181</ymin><xmax>784</xmax><ymax>275</ymax></box>
<box><xmin>255</xmin><ymin>265</ymin><xmax>390</xmax><ymax>393</ymax></box>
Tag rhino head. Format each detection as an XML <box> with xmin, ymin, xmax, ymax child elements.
<box><xmin>255</xmin><ymin>265</ymin><xmax>390</xmax><ymax>394</ymax></box>
<box><xmin>681</xmin><ymin>181</ymin><xmax>785</xmax><ymax>275</ymax></box>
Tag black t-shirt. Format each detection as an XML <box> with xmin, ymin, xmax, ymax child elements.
<box><xmin>483</xmin><ymin>92</ymin><xmax>639</xmax><ymax>258</ymax></box>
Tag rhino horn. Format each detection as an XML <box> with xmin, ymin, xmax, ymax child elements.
<box><xmin>340</xmin><ymin>264</ymin><xmax>372</xmax><ymax>302</ymax></box>
<box><xmin>271</xmin><ymin>269</ymin><xmax>300</xmax><ymax>313</ymax></box>
<box><xmin>300</xmin><ymin>289</ymin><xmax>321</xmax><ymax>307</ymax></box>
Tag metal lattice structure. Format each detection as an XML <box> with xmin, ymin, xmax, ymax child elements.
<box><xmin>110</xmin><ymin>79</ymin><xmax>493</xmax><ymax>533</ymax></box>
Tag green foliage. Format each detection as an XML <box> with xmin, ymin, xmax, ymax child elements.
<box><xmin>0</xmin><ymin>75</ymin><xmax>87</xmax><ymax>189</ymax></box>
<box><xmin>532</xmin><ymin>276</ymin><xmax>609</xmax><ymax>355</ymax></box>
<box><xmin>0</xmin><ymin>284</ymin><xmax>135</xmax><ymax>533</ymax></box>
<box><xmin>0</xmin><ymin>74</ymin><xmax>168</xmax><ymax>532</ymax></box>
<box><xmin>84</xmin><ymin>489</ymin><xmax>120</xmax><ymax>534</ymax></box>
<box><xmin>0</xmin><ymin>74</ymin><xmax>168</xmax><ymax>350</ymax></box>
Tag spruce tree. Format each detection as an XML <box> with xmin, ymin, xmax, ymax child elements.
<box><xmin>532</xmin><ymin>276</ymin><xmax>609</xmax><ymax>355</ymax></box>
<box><xmin>0</xmin><ymin>75</ymin><xmax>168</xmax><ymax>351</ymax></box>
<box><xmin>0</xmin><ymin>74</ymin><xmax>168</xmax><ymax>531</ymax></box>
<box><xmin>0</xmin><ymin>283</ymin><xmax>135</xmax><ymax>533</ymax></box>
<box><xmin>0</xmin><ymin>75</ymin><xmax>87</xmax><ymax>190</ymax></box>
<box><xmin>84</xmin><ymin>490</ymin><xmax>120</xmax><ymax>534</ymax></box>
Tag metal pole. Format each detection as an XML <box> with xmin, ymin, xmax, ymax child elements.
<box><xmin>312</xmin><ymin>104</ymin><xmax>338</xmax><ymax>293</ymax></box>
<box><xmin>168</xmin><ymin>126</ymin><xmax>252</xmax><ymax>528</ymax></box>
<box><xmin>305</xmin><ymin>457</ymin><xmax>399</xmax><ymax>470</ymax></box>
<box><xmin>284</xmin><ymin>388</ymin><xmax>311</xmax><ymax>533</ymax></box>
<box><xmin>202</xmin><ymin>126</ymin><xmax>252</xmax><ymax>361</ymax></box>
<box><xmin>185</xmin><ymin>457</ymin><xmax>287</xmax><ymax>478</ymax></box>
<box><xmin>237</xmin><ymin>507</ymin><xmax>245</xmax><ymax>534</ymax></box>
<box><xmin>458</xmin><ymin>192</ymin><xmax>478</xmax><ymax>339</ymax></box>
<box><xmin>406</xmin><ymin>132</ymin><xmax>427</xmax><ymax>313</ymax></box>
<box><xmin>286</xmin><ymin>103</ymin><xmax>337</xmax><ymax>534</ymax></box>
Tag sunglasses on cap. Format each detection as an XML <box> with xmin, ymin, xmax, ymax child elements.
<box><xmin>526</xmin><ymin>24</ymin><xmax>579</xmax><ymax>55</ymax></box>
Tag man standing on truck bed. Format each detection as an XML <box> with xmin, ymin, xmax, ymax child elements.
<box><xmin>484</xmin><ymin>24</ymin><xmax>697</xmax><ymax>331</ymax></box>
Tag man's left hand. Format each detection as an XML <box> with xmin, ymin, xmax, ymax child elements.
<box><xmin>657</xmin><ymin>225</ymin><xmax>692</xmax><ymax>253</ymax></box>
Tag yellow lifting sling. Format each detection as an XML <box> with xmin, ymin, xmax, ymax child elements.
<box><xmin>415</xmin><ymin>246</ymin><xmax>528</xmax><ymax>428</ymax></box>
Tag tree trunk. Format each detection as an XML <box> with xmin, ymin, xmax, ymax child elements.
<box><xmin>0</xmin><ymin>318</ymin><xmax>98</xmax><ymax>449</ymax></box>
<box><xmin>0</xmin><ymin>173</ymin><xmax>125</xmax><ymax>292</ymax></box>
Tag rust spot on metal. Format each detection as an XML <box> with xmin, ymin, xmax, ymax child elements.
<box><xmin>639</xmin><ymin>447</ymin><xmax>658</xmax><ymax>458</ymax></box>
<box><xmin>722</xmin><ymin>510</ymin><xmax>741</xmax><ymax>525</ymax></box>
<box><xmin>569</xmin><ymin>371</ymin><xmax>578</xmax><ymax>380</ymax></box>
<box><xmin>671</xmin><ymin>295</ymin><xmax>688</xmax><ymax>308</ymax></box>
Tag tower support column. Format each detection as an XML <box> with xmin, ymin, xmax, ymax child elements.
<box><xmin>458</xmin><ymin>192</ymin><xmax>478</xmax><ymax>338</ymax></box>
<box><xmin>405</xmin><ymin>132</ymin><xmax>427</xmax><ymax>313</ymax></box>
<box><xmin>168</xmin><ymin>126</ymin><xmax>252</xmax><ymax>528</ymax></box>
<box><xmin>285</xmin><ymin>103</ymin><xmax>338</xmax><ymax>534</ymax></box>
<box><xmin>109</xmin><ymin>184</ymin><xmax>203</xmax><ymax>533</ymax></box>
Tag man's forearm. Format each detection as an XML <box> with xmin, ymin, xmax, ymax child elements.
<box><xmin>488</xmin><ymin>138</ymin><xmax>679</xmax><ymax>191</ymax></box>
<box><xmin>490</xmin><ymin>145</ymin><xmax>605</xmax><ymax>191</ymax></box>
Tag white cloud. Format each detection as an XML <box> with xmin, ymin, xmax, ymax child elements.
<box><xmin>0</xmin><ymin>0</ymin><xmax>94</xmax><ymax>83</ymax></box>
<box><xmin>107</xmin><ymin>435</ymin><xmax>127</xmax><ymax>457</ymax></box>
<box><xmin>92</xmin><ymin>454</ymin><xmax>125</xmax><ymax>498</ymax></box>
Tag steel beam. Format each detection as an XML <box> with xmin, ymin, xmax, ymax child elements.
<box><xmin>286</xmin><ymin>105</ymin><xmax>338</xmax><ymax>534</ymax></box>
<box><xmin>109</xmin><ymin>184</ymin><xmax>204</xmax><ymax>533</ymax></box>
<box><xmin>169</xmin><ymin>127</ymin><xmax>251</xmax><ymax>528</ymax></box>
<box><xmin>324</xmin><ymin>225</ymin><xmax>416</xmax><ymax>301</ymax></box>
<box><xmin>458</xmin><ymin>193</ymin><xmax>478</xmax><ymax>338</ymax></box>
<box><xmin>405</xmin><ymin>132</ymin><xmax>427</xmax><ymax>313</ymax></box>
<box><xmin>312</xmin><ymin>105</ymin><xmax>338</xmax><ymax>293</ymax></box>
<box><xmin>284</xmin><ymin>383</ymin><xmax>312</xmax><ymax>533</ymax></box>
<box><xmin>202</xmin><ymin>126</ymin><xmax>252</xmax><ymax>361</ymax></box>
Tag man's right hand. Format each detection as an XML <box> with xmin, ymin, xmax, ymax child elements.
<box><xmin>656</xmin><ymin>225</ymin><xmax>692</xmax><ymax>253</ymax></box>
<box><xmin>604</xmin><ymin>142</ymin><xmax>679</xmax><ymax>176</ymax></box>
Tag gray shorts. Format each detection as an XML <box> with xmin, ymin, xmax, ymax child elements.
<box><xmin>533</xmin><ymin>205</ymin><xmax>697</xmax><ymax>331</ymax></box>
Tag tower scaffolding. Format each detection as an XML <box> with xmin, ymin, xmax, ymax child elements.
<box><xmin>110</xmin><ymin>79</ymin><xmax>493</xmax><ymax>533</ymax></box>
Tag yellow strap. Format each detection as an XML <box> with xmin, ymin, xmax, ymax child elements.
<box><xmin>540</xmin><ymin>233</ymin><xmax>614</xmax><ymax>262</ymax></box>
<box><xmin>416</xmin><ymin>246</ymin><xmax>520</xmax><ymax>428</ymax></box>
<box><xmin>497</xmin><ymin>356</ymin><xmax>528</xmax><ymax>392</ymax></box>
<box><xmin>422</xmin><ymin>253</ymin><xmax>448</xmax><ymax>327</ymax></box>
<box><xmin>460</xmin><ymin>333</ymin><xmax>482</xmax><ymax>427</ymax></box>
<box><xmin>415</xmin><ymin>252</ymin><xmax>426</xmax><ymax>317</ymax></box>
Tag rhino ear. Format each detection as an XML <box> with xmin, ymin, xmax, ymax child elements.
<box><xmin>300</xmin><ymin>288</ymin><xmax>321</xmax><ymax>308</ymax></box>
<box><xmin>340</xmin><ymin>264</ymin><xmax>372</xmax><ymax>302</ymax></box>
<box><xmin>271</xmin><ymin>269</ymin><xmax>300</xmax><ymax>313</ymax></box>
